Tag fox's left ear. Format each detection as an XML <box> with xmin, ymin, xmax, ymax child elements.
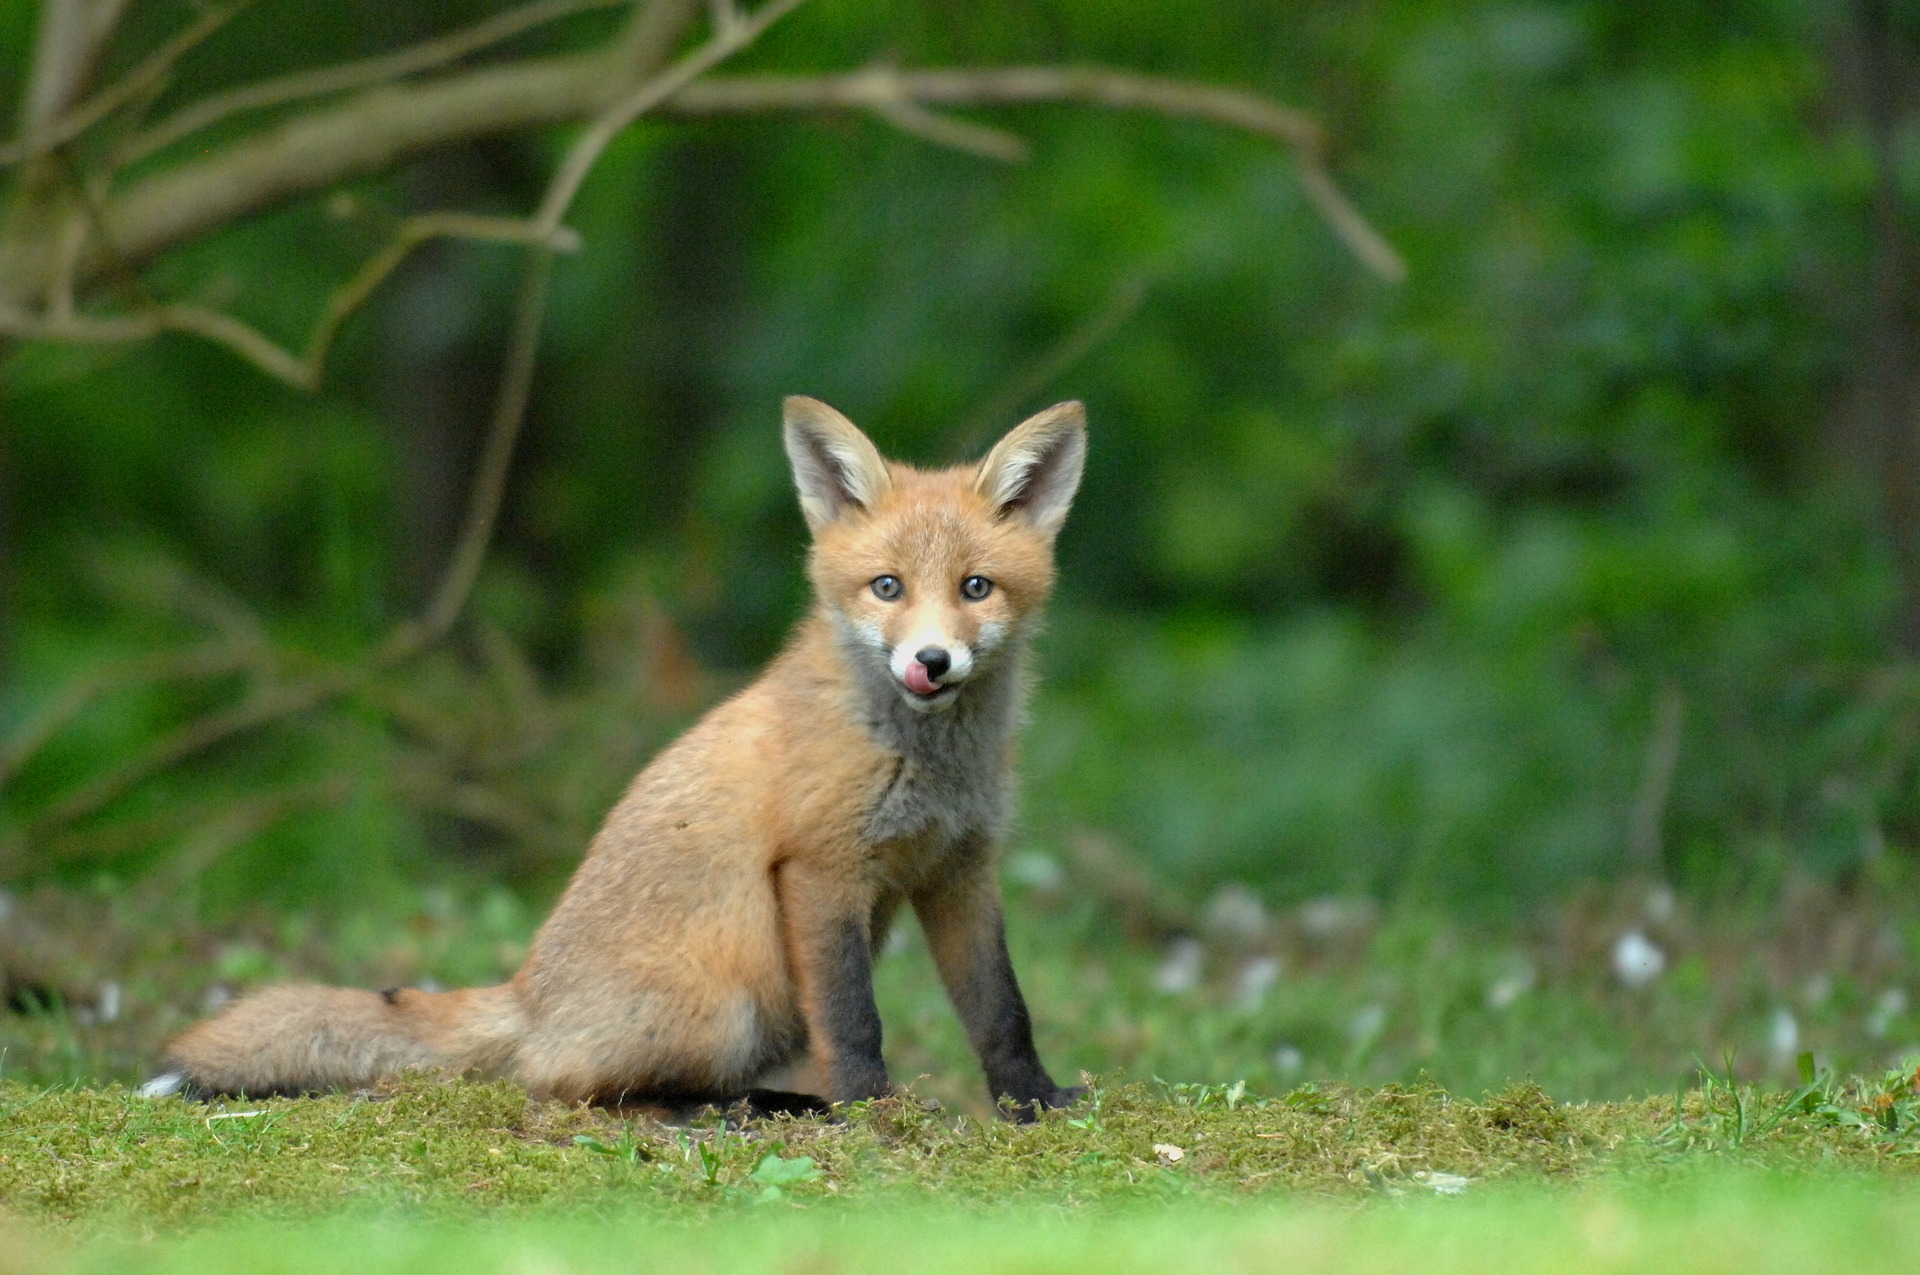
<box><xmin>973</xmin><ymin>401</ymin><xmax>1086</xmax><ymax>538</ymax></box>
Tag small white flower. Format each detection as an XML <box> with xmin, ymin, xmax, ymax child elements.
<box><xmin>1298</xmin><ymin>897</ymin><xmax>1374</xmax><ymax>939</ymax></box>
<box><xmin>1153</xmin><ymin>938</ymin><xmax>1204</xmax><ymax>994</ymax></box>
<box><xmin>1416</xmin><ymin>1171</ymin><xmax>1472</xmax><ymax>1195</ymax></box>
<box><xmin>1767</xmin><ymin>1007</ymin><xmax>1799</xmax><ymax>1066</ymax></box>
<box><xmin>1233</xmin><ymin>955</ymin><xmax>1282</xmax><ymax>1010</ymax></box>
<box><xmin>1202</xmin><ymin>884</ymin><xmax>1269</xmax><ymax>942</ymax></box>
<box><xmin>1869</xmin><ymin>988</ymin><xmax>1909</xmax><ymax>1040</ymax></box>
<box><xmin>1486</xmin><ymin>960</ymin><xmax>1537</xmax><ymax>1011</ymax></box>
<box><xmin>1611</xmin><ymin>930</ymin><xmax>1666</xmax><ymax>988</ymax></box>
<box><xmin>1005</xmin><ymin>851</ymin><xmax>1065</xmax><ymax>893</ymax></box>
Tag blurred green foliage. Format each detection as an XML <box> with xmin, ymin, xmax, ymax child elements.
<box><xmin>3</xmin><ymin>0</ymin><xmax>1918</xmax><ymax>914</ymax></box>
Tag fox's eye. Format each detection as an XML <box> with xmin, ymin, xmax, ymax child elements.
<box><xmin>961</xmin><ymin>576</ymin><xmax>993</xmax><ymax>601</ymax></box>
<box><xmin>871</xmin><ymin>575</ymin><xmax>903</xmax><ymax>601</ymax></box>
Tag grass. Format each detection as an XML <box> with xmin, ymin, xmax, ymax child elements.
<box><xmin>4</xmin><ymin>1176</ymin><xmax>1920</xmax><ymax>1275</ymax></box>
<box><xmin>6</xmin><ymin>874</ymin><xmax>1918</xmax><ymax>1108</ymax></box>
<box><xmin>7</xmin><ymin>1058</ymin><xmax>1920</xmax><ymax>1231</ymax></box>
<box><xmin>8</xmin><ymin>879</ymin><xmax>1920</xmax><ymax>1261</ymax></box>
<box><xmin>8</xmin><ymin>1079</ymin><xmax>1920</xmax><ymax>1270</ymax></box>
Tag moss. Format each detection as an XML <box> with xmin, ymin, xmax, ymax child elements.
<box><xmin>3</xmin><ymin>1073</ymin><xmax>1918</xmax><ymax>1233</ymax></box>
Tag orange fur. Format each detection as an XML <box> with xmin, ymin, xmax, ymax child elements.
<box><xmin>147</xmin><ymin>399</ymin><xmax>1086</xmax><ymax>1116</ymax></box>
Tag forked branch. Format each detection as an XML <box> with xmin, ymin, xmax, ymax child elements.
<box><xmin>8</xmin><ymin>0</ymin><xmax>806</xmax><ymax>845</ymax></box>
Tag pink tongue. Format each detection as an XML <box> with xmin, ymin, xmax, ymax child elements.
<box><xmin>904</xmin><ymin>661</ymin><xmax>939</xmax><ymax>695</ymax></box>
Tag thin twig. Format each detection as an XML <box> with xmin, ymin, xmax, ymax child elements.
<box><xmin>1628</xmin><ymin>685</ymin><xmax>1684</xmax><ymax>870</ymax></box>
<box><xmin>869</xmin><ymin>95</ymin><xmax>1029</xmax><ymax>163</ymax></box>
<box><xmin>956</xmin><ymin>276</ymin><xmax>1148</xmax><ymax>451</ymax></box>
<box><xmin>135</xmin><ymin>776</ymin><xmax>357</xmax><ymax>896</ymax></box>
<box><xmin>429</xmin><ymin>0</ymin><xmax>808</xmax><ymax>635</ymax></box>
<box><xmin>0</xmin><ymin>641</ymin><xmax>263</xmax><ymax>790</ymax></box>
<box><xmin>24</xmin><ymin>666</ymin><xmax>359</xmax><ymax>837</ymax></box>
<box><xmin>111</xmin><ymin>0</ymin><xmax>627</xmax><ymax>167</ymax></box>
<box><xmin>41</xmin><ymin>775</ymin><xmax>356</xmax><ymax>875</ymax></box>
<box><xmin>0</xmin><ymin>215</ymin><xmax>579</xmax><ymax>390</ymax></box>
<box><xmin>667</xmin><ymin>65</ymin><xmax>1403</xmax><ymax>280</ymax></box>
<box><xmin>423</xmin><ymin>250</ymin><xmax>555</xmax><ymax>639</ymax></box>
<box><xmin>533</xmin><ymin>0</ymin><xmax>810</xmax><ymax>233</ymax></box>
<box><xmin>1</xmin><ymin>2</ymin><xmax>251</xmax><ymax>164</ymax></box>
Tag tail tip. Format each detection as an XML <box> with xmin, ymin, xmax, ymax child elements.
<box><xmin>137</xmin><ymin>1070</ymin><xmax>188</xmax><ymax>1099</ymax></box>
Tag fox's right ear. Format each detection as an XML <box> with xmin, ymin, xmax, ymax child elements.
<box><xmin>783</xmin><ymin>397</ymin><xmax>893</xmax><ymax>532</ymax></box>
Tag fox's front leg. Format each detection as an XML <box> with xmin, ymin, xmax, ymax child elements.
<box><xmin>912</xmin><ymin>861</ymin><xmax>1082</xmax><ymax>1119</ymax></box>
<box><xmin>774</xmin><ymin>857</ymin><xmax>890</xmax><ymax>1107</ymax></box>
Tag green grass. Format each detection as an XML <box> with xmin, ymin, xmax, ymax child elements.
<box><xmin>9</xmin><ymin>884</ymin><xmax>1920</xmax><ymax>1254</ymax></box>
<box><xmin>6</xmin><ymin>898</ymin><xmax>1920</xmax><ymax>1274</ymax></box>
<box><xmin>7</xmin><ymin>1059</ymin><xmax>1920</xmax><ymax>1233</ymax></box>
<box><xmin>6</xmin><ymin>879</ymin><xmax>1917</xmax><ymax>1109</ymax></box>
<box><xmin>9</xmin><ymin>1165</ymin><xmax>1920</xmax><ymax>1273</ymax></box>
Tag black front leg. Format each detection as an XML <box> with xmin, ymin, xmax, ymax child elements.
<box><xmin>812</xmin><ymin>915</ymin><xmax>890</xmax><ymax>1104</ymax></box>
<box><xmin>912</xmin><ymin>869</ymin><xmax>1082</xmax><ymax>1120</ymax></box>
<box><xmin>776</xmin><ymin>860</ymin><xmax>890</xmax><ymax>1107</ymax></box>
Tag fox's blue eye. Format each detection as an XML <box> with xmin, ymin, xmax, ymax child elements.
<box><xmin>962</xmin><ymin>576</ymin><xmax>993</xmax><ymax>600</ymax></box>
<box><xmin>872</xmin><ymin>575</ymin><xmax>903</xmax><ymax>601</ymax></box>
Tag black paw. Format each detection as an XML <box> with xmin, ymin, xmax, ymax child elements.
<box><xmin>1045</xmin><ymin>1084</ymin><xmax>1088</xmax><ymax>1109</ymax></box>
<box><xmin>740</xmin><ymin>1087</ymin><xmax>833</xmax><ymax>1118</ymax></box>
<box><xmin>998</xmin><ymin>1083</ymin><xmax>1087</xmax><ymax>1122</ymax></box>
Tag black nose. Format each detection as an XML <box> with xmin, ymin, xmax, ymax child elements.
<box><xmin>915</xmin><ymin>646</ymin><xmax>951</xmax><ymax>680</ymax></box>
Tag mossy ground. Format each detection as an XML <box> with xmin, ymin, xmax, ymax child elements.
<box><xmin>8</xmin><ymin>885</ymin><xmax>1920</xmax><ymax>1262</ymax></box>
<box><xmin>9</xmin><ymin>1075</ymin><xmax>1920</xmax><ymax>1272</ymax></box>
<box><xmin>4</xmin><ymin>1068</ymin><xmax>1920</xmax><ymax>1233</ymax></box>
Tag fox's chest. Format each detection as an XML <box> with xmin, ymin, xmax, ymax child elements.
<box><xmin>857</xmin><ymin>709</ymin><xmax>1014</xmax><ymax>881</ymax></box>
<box><xmin>862</xmin><ymin>752</ymin><xmax>1008</xmax><ymax>854</ymax></box>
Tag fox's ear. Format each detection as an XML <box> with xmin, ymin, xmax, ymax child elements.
<box><xmin>783</xmin><ymin>396</ymin><xmax>893</xmax><ymax>531</ymax></box>
<box><xmin>973</xmin><ymin>401</ymin><xmax>1086</xmax><ymax>538</ymax></box>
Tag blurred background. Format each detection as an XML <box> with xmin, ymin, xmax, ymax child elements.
<box><xmin>5</xmin><ymin>0</ymin><xmax>1920</xmax><ymax>1102</ymax></box>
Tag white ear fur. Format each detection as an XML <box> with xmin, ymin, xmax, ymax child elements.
<box><xmin>782</xmin><ymin>396</ymin><xmax>893</xmax><ymax>531</ymax></box>
<box><xmin>972</xmin><ymin>401</ymin><xmax>1087</xmax><ymax>537</ymax></box>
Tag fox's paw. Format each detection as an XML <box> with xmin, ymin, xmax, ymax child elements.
<box><xmin>1043</xmin><ymin>1084</ymin><xmax>1088</xmax><ymax>1109</ymax></box>
<box><xmin>997</xmin><ymin>1083</ymin><xmax>1087</xmax><ymax>1122</ymax></box>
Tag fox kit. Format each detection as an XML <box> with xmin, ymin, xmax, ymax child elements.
<box><xmin>143</xmin><ymin>397</ymin><xmax>1087</xmax><ymax>1118</ymax></box>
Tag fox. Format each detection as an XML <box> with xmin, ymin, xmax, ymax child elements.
<box><xmin>140</xmin><ymin>396</ymin><xmax>1088</xmax><ymax>1119</ymax></box>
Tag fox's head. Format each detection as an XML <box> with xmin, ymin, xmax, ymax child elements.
<box><xmin>783</xmin><ymin>396</ymin><xmax>1086</xmax><ymax>714</ymax></box>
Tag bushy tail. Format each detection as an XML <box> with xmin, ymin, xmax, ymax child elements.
<box><xmin>139</xmin><ymin>983</ymin><xmax>525</xmax><ymax>1099</ymax></box>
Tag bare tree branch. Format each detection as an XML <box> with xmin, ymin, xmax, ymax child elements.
<box><xmin>11</xmin><ymin>0</ymin><xmax>814</xmax><ymax>842</ymax></box>
<box><xmin>1</xmin><ymin>1</ymin><xmax>1404</xmax><ymax>857</ymax></box>
<box><xmin>108</xmin><ymin>0</ymin><xmax>628</xmax><ymax>168</ymax></box>
<box><xmin>0</xmin><ymin>55</ymin><xmax>1398</xmax><ymax>310</ymax></box>
<box><xmin>0</xmin><ymin>213</ymin><xmax>579</xmax><ymax>389</ymax></box>
<box><xmin>666</xmin><ymin>66</ymin><xmax>1406</xmax><ymax>280</ymax></box>
<box><xmin>615</xmin><ymin>0</ymin><xmax>704</xmax><ymax>77</ymax></box>
<box><xmin>18</xmin><ymin>0</ymin><xmax>135</xmax><ymax>137</ymax></box>
<box><xmin>2</xmin><ymin>2</ymin><xmax>251</xmax><ymax>165</ymax></box>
